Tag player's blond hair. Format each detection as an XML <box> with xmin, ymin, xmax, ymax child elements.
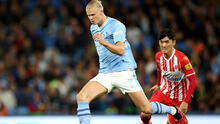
<box><xmin>86</xmin><ymin>0</ymin><xmax>103</xmax><ymax>11</ymax></box>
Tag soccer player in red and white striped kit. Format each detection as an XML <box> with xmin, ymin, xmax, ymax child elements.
<box><xmin>140</xmin><ymin>29</ymin><xmax>197</xmax><ymax>124</ymax></box>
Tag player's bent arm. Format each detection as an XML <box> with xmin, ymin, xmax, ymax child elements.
<box><xmin>102</xmin><ymin>41</ymin><xmax>125</xmax><ymax>56</ymax></box>
<box><xmin>180</xmin><ymin>55</ymin><xmax>197</xmax><ymax>104</ymax></box>
<box><xmin>93</xmin><ymin>33</ymin><xmax>125</xmax><ymax>55</ymax></box>
<box><xmin>183</xmin><ymin>74</ymin><xmax>197</xmax><ymax>104</ymax></box>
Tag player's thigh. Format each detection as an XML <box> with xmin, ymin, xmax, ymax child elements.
<box><xmin>127</xmin><ymin>91</ymin><xmax>152</xmax><ymax>113</ymax></box>
<box><xmin>77</xmin><ymin>81</ymin><xmax>108</xmax><ymax>102</ymax></box>
<box><xmin>114</xmin><ymin>70</ymin><xmax>142</xmax><ymax>94</ymax></box>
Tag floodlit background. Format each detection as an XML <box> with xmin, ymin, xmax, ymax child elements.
<box><xmin>0</xmin><ymin>0</ymin><xmax>219</xmax><ymax>123</ymax></box>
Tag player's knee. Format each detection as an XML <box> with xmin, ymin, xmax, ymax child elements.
<box><xmin>140</xmin><ymin>112</ymin><xmax>152</xmax><ymax>119</ymax></box>
<box><xmin>144</xmin><ymin>107</ymin><xmax>152</xmax><ymax>114</ymax></box>
<box><xmin>140</xmin><ymin>104</ymin><xmax>152</xmax><ymax>114</ymax></box>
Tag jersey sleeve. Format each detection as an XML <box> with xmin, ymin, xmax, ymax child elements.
<box><xmin>155</xmin><ymin>53</ymin><xmax>162</xmax><ymax>86</ymax></box>
<box><xmin>113</xmin><ymin>22</ymin><xmax>126</xmax><ymax>44</ymax></box>
<box><xmin>183</xmin><ymin>74</ymin><xmax>197</xmax><ymax>104</ymax></box>
<box><xmin>181</xmin><ymin>56</ymin><xmax>195</xmax><ymax>77</ymax></box>
<box><xmin>180</xmin><ymin>55</ymin><xmax>197</xmax><ymax>103</ymax></box>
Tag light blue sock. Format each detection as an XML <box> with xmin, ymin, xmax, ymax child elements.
<box><xmin>77</xmin><ymin>102</ymin><xmax>91</xmax><ymax>124</ymax></box>
<box><xmin>150</xmin><ymin>102</ymin><xmax>176</xmax><ymax>115</ymax></box>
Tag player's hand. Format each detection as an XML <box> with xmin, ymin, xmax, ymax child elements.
<box><xmin>93</xmin><ymin>33</ymin><xmax>106</xmax><ymax>45</ymax></box>
<box><xmin>149</xmin><ymin>84</ymin><xmax>160</xmax><ymax>93</ymax></box>
<box><xmin>179</xmin><ymin>102</ymin><xmax>188</xmax><ymax>113</ymax></box>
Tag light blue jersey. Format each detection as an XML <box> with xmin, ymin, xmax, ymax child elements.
<box><xmin>90</xmin><ymin>17</ymin><xmax>137</xmax><ymax>73</ymax></box>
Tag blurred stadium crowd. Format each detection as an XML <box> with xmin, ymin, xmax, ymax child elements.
<box><xmin>0</xmin><ymin>0</ymin><xmax>219</xmax><ymax>116</ymax></box>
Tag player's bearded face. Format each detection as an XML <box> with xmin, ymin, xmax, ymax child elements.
<box><xmin>86</xmin><ymin>8</ymin><xmax>102</xmax><ymax>25</ymax></box>
<box><xmin>159</xmin><ymin>37</ymin><xmax>175</xmax><ymax>54</ymax></box>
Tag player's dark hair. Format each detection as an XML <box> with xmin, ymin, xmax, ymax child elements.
<box><xmin>158</xmin><ymin>29</ymin><xmax>175</xmax><ymax>41</ymax></box>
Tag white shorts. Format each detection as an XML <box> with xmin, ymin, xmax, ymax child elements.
<box><xmin>90</xmin><ymin>70</ymin><xmax>143</xmax><ymax>94</ymax></box>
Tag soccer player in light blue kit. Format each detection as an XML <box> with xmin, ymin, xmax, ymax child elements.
<box><xmin>76</xmin><ymin>1</ymin><xmax>184</xmax><ymax>124</ymax></box>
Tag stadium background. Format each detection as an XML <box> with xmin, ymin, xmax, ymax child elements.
<box><xmin>0</xmin><ymin>0</ymin><xmax>219</xmax><ymax>123</ymax></box>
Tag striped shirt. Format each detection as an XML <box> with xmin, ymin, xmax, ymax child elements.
<box><xmin>155</xmin><ymin>49</ymin><xmax>195</xmax><ymax>101</ymax></box>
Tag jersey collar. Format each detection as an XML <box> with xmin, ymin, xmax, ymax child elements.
<box><xmin>99</xmin><ymin>16</ymin><xmax>109</xmax><ymax>29</ymax></box>
<box><xmin>163</xmin><ymin>48</ymin><xmax>176</xmax><ymax>61</ymax></box>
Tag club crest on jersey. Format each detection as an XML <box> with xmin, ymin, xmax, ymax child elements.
<box><xmin>185</xmin><ymin>63</ymin><xmax>192</xmax><ymax>70</ymax></box>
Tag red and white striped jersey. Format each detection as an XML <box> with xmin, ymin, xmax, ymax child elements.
<box><xmin>155</xmin><ymin>49</ymin><xmax>195</xmax><ymax>101</ymax></box>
